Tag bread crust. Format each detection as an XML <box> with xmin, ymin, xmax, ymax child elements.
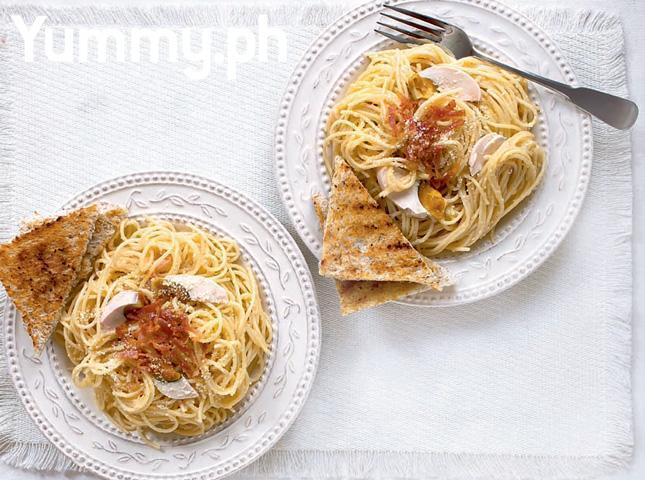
<box><xmin>313</xmin><ymin>193</ymin><xmax>430</xmax><ymax>314</ymax></box>
<box><xmin>319</xmin><ymin>157</ymin><xmax>449</xmax><ymax>289</ymax></box>
<box><xmin>0</xmin><ymin>204</ymin><xmax>126</xmax><ymax>354</ymax></box>
<box><xmin>77</xmin><ymin>206</ymin><xmax>127</xmax><ymax>284</ymax></box>
<box><xmin>0</xmin><ymin>205</ymin><xmax>99</xmax><ymax>353</ymax></box>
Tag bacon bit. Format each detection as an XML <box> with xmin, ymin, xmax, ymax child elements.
<box><xmin>116</xmin><ymin>300</ymin><xmax>198</xmax><ymax>382</ymax></box>
<box><xmin>387</xmin><ymin>96</ymin><xmax>420</xmax><ymax>139</ymax></box>
<box><xmin>388</xmin><ymin>97</ymin><xmax>465</xmax><ymax>188</ymax></box>
<box><xmin>387</xmin><ymin>105</ymin><xmax>397</xmax><ymax>135</ymax></box>
<box><xmin>120</xmin><ymin>349</ymin><xmax>139</xmax><ymax>360</ymax></box>
<box><xmin>430</xmin><ymin>157</ymin><xmax>463</xmax><ymax>190</ymax></box>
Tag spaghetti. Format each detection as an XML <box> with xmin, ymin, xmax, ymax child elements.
<box><xmin>58</xmin><ymin>218</ymin><xmax>272</xmax><ymax>440</ymax></box>
<box><xmin>324</xmin><ymin>43</ymin><xmax>546</xmax><ymax>256</ymax></box>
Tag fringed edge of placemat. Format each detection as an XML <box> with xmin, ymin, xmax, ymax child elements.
<box><xmin>227</xmin><ymin>449</ymin><xmax>632</xmax><ymax>480</ymax></box>
<box><xmin>0</xmin><ymin>2</ymin><xmax>347</xmax><ymax>27</ymax></box>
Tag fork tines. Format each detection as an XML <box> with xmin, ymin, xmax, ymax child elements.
<box><xmin>376</xmin><ymin>4</ymin><xmax>450</xmax><ymax>45</ymax></box>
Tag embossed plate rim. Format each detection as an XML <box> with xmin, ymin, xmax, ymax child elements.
<box><xmin>5</xmin><ymin>171</ymin><xmax>321</xmax><ymax>480</ymax></box>
<box><xmin>274</xmin><ymin>0</ymin><xmax>593</xmax><ymax>307</ymax></box>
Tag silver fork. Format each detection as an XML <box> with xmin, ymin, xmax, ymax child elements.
<box><xmin>375</xmin><ymin>4</ymin><xmax>638</xmax><ymax>130</ymax></box>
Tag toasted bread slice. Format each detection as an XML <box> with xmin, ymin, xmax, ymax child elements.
<box><xmin>0</xmin><ymin>204</ymin><xmax>126</xmax><ymax>354</ymax></box>
<box><xmin>313</xmin><ymin>194</ymin><xmax>429</xmax><ymax>315</ymax></box>
<box><xmin>0</xmin><ymin>205</ymin><xmax>100</xmax><ymax>353</ymax></box>
<box><xmin>311</xmin><ymin>194</ymin><xmax>328</xmax><ymax>231</ymax></box>
<box><xmin>335</xmin><ymin>280</ymin><xmax>429</xmax><ymax>315</ymax></box>
<box><xmin>77</xmin><ymin>205</ymin><xmax>127</xmax><ymax>283</ymax></box>
<box><xmin>319</xmin><ymin>157</ymin><xmax>449</xmax><ymax>288</ymax></box>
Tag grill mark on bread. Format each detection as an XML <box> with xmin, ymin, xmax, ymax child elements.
<box><xmin>312</xmin><ymin>193</ymin><xmax>431</xmax><ymax>315</ymax></box>
<box><xmin>0</xmin><ymin>204</ymin><xmax>127</xmax><ymax>354</ymax></box>
<box><xmin>318</xmin><ymin>157</ymin><xmax>450</xmax><ymax>289</ymax></box>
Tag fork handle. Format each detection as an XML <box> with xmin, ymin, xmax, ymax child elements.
<box><xmin>472</xmin><ymin>49</ymin><xmax>638</xmax><ymax>130</ymax></box>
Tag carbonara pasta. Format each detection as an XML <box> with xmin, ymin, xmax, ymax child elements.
<box><xmin>58</xmin><ymin>218</ymin><xmax>272</xmax><ymax>441</ymax></box>
<box><xmin>324</xmin><ymin>43</ymin><xmax>546</xmax><ymax>256</ymax></box>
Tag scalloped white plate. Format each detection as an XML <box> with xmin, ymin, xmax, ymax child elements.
<box><xmin>4</xmin><ymin>172</ymin><xmax>321</xmax><ymax>480</ymax></box>
<box><xmin>275</xmin><ymin>0</ymin><xmax>592</xmax><ymax>306</ymax></box>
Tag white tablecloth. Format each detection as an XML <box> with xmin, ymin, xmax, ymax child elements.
<box><xmin>0</xmin><ymin>2</ymin><xmax>642</xmax><ymax>478</ymax></box>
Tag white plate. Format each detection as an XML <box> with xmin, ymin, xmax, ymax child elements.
<box><xmin>275</xmin><ymin>0</ymin><xmax>592</xmax><ymax>306</ymax></box>
<box><xmin>4</xmin><ymin>172</ymin><xmax>321</xmax><ymax>480</ymax></box>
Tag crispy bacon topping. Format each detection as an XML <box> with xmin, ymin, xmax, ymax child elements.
<box><xmin>116</xmin><ymin>300</ymin><xmax>198</xmax><ymax>382</ymax></box>
<box><xmin>388</xmin><ymin>97</ymin><xmax>465</xmax><ymax>188</ymax></box>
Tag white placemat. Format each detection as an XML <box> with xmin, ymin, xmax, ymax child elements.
<box><xmin>0</xmin><ymin>3</ymin><xmax>633</xmax><ymax>479</ymax></box>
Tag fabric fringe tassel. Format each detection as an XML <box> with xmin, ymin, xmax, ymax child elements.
<box><xmin>229</xmin><ymin>449</ymin><xmax>632</xmax><ymax>480</ymax></box>
<box><xmin>524</xmin><ymin>7</ymin><xmax>621</xmax><ymax>32</ymax></box>
<box><xmin>0</xmin><ymin>441</ymin><xmax>82</xmax><ymax>472</ymax></box>
<box><xmin>0</xmin><ymin>3</ymin><xmax>347</xmax><ymax>27</ymax></box>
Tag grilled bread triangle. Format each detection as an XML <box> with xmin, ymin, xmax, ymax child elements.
<box><xmin>0</xmin><ymin>204</ymin><xmax>126</xmax><ymax>354</ymax></box>
<box><xmin>77</xmin><ymin>205</ymin><xmax>127</xmax><ymax>282</ymax></box>
<box><xmin>319</xmin><ymin>157</ymin><xmax>449</xmax><ymax>288</ymax></box>
<box><xmin>313</xmin><ymin>194</ymin><xmax>429</xmax><ymax>315</ymax></box>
